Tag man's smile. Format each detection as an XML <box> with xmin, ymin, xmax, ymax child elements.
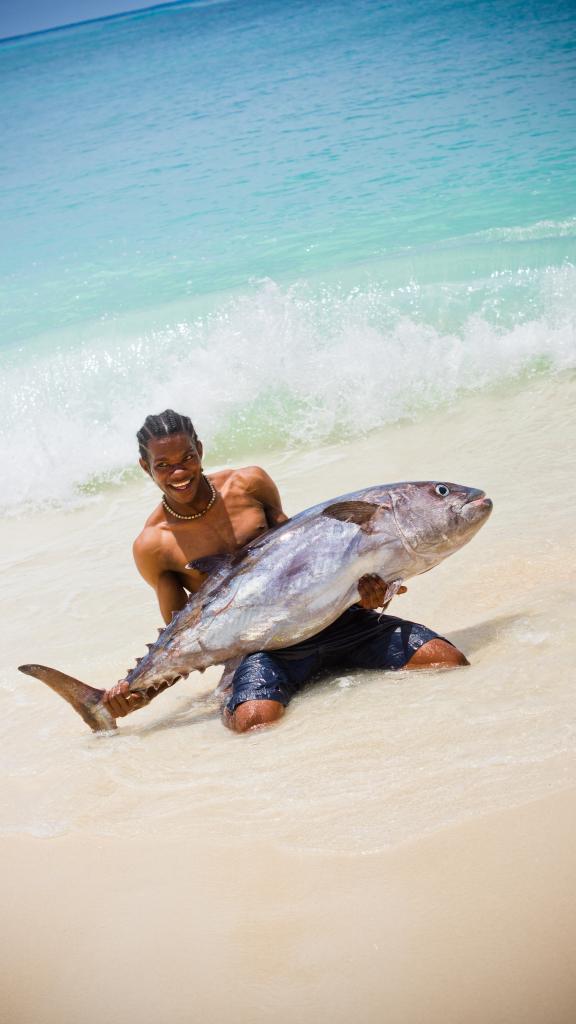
<box><xmin>170</xmin><ymin>479</ymin><xmax>193</xmax><ymax>492</ymax></box>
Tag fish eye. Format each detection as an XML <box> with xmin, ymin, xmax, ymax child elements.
<box><xmin>435</xmin><ymin>484</ymin><xmax>450</xmax><ymax>497</ymax></box>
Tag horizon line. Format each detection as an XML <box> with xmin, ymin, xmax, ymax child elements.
<box><xmin>0</xmin><ymin>0</ymin><xmax>230</xmax><ymax>46</ymax></box>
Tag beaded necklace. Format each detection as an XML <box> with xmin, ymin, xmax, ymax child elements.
<box><xmin>162</xmin><ymin>476</ymin><xmax>217</xmax><ymax>521</ymax></box>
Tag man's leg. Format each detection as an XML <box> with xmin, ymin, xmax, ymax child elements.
<box><xmin>404</xmin><ymin>636</ymin><xmax>468</xmax><ymax>669</ymax></box>
<box><xmin>223</xmin><ymin>698</ymin><xmax>285</xmax><ymax>733</ymax></box>
<box><xmin>218</xmin><ymin>658</ymin><xmax>286</xmax><ymax>731</ymax></box>
<box><xmin>339</xmin><ymin>609</ymin><xmax>468</xmax><ymax>674</ymax></box>
<box><xmin>223</xmin><ymin>649</ymin><xmax>321</xmax><ymax>734</ymax></box>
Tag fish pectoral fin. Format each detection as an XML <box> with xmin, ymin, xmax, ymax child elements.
<box><xmin>18</xmin><ymin>664</ymin><xmax>116</xmax><ymax>733</ymax></box>
<box><xmin>322</xmin><ymin>500</ymin><xmax>382</xmax><ymax>527</ymax></box>
<box><xmin>186</xmin><ymin>554</ymin><xmax>234</xmax><ymax>575</ymax></box>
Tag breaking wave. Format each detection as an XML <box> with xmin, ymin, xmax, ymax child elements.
<box><xmin>470</xmin><ymin>217</ymin><xmax>576</xmax><ymax>243</ymax></box>
<box><xmin>1</xmin><ymin>262</ymin><xmax>575</xmax><ymax>512</ymax></box>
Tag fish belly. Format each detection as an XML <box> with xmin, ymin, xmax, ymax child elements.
<box><xmin>194</xmin><ymin>536</ymin><xmax>391</xmax><ymax>663</ymax></box>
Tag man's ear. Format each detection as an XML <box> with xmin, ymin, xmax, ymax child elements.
<box><xmin>196</xmin><ymin>440</ymin><xmax>203</xmax><ymax>461</ymax></box>
<box><xmin>139</xmin><ymin>457</ymin><xmax>152</xmax><ymax>477</ymax></box>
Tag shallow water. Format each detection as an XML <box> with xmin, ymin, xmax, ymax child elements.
<box><xmin>2</xmin><ymin>8</ymin><xmax>576</xmax><ymax>1023</ymax></box>
<box><xmin>2</xmin><ymin>374</ymin><xmax>575</xmax><ymax>851</ymax></box>
<box><xmin>1</xmin><ymin>0</ymin><xmax>575</xmax><ymax>510</ymax></box>
<box><xmin>1</xmin><ymin>0</ymin><xmax>575</xmax><ymax>853</ymax></box>
<box><xmin>2</xmin><ymin>0</ymin><xmax>573</xmax><ymax>336</ymax></box>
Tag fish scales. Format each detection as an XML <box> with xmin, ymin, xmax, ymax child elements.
<box><xmin>19</xmin><ymin>481</ymin><xmax>492</xmax><ymax>731</ymax></box>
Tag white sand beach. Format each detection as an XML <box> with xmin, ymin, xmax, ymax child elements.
<box><xmin>2</xmin><ymin>788</ymin><xmax>576</xmax><ymax>1024</ymax></box>
<box><xmin>2</xmin><ymin>0</ymin><xmax>575</xmax><ymax>1018</ymax></box>
<box><xmin>2</xmin><ymin>372</ymin><xmax>576</xmax><ymax>1021</ymax></box>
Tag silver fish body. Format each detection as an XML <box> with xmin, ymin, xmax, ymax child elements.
<box><xmin>19</xmin><ymin>480</ymin><xmax>492</xmax><ymax>731</ymax></box>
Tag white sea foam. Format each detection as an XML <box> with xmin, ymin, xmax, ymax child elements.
<box><xmin>471</xmin><ymin>217</ymin><xmax>576</xmax><ymax>243</ymax></box>
<box><xmin>1</xmin><ymin>264</ymin><xmax>574</xmax><ymax>512</ymax></box>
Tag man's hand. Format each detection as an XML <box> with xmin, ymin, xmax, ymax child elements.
<box><xmin>104</xmin><ymin>680</ymin><xmax>150</xmax><ymax>718</ymax></box>
<box><xmin>357</xmin><ymin>574</ymin><xmax>407</xmax><ymax>610</ymax></box>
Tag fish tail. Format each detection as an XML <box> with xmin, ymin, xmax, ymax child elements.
<box><xmin>18</xmin><ymin>664</ymin><xmax>117</xmax><ymax>732</ymax></box>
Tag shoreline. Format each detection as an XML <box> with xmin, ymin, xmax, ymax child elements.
<box><xmin>3</xmin><ymin>4</ymin><xmax>575</xmax><ymax>1019</ymax></box>
<box><xmin>2</xmin><ymin>375</ymin><xmax>576</xmax><ymax>849</ymax></box>
<box><xmin>2</xmin><ymin>374</ymin><xmax>575</xmax><ymax>1022</ymax></box>
<box><xmin>3</xmin><ymin>785</ymin><xmax>576</xmax><ymax>1024</ymax></box>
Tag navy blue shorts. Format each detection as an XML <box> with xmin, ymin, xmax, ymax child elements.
<box><xmin>225</xmin><ymin>605</ymin><xmax>446</xmax><ymax>713</ymax></box>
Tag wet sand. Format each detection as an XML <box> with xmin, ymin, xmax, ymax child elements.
<box><xmin>2</xmin><ymin>786</ymin><xmax>576</xmax><ymax>1024</ymax></box>
<box><xmin>2</xmin><ymin>373</ymin><xmax>576</xmax><ymax>1021</ymax></box>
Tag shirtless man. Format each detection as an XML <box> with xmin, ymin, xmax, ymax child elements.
<box><xmin>104</xmin><ymin>409</ymin><xmax>467</xmax><ymax>732</ymax></box>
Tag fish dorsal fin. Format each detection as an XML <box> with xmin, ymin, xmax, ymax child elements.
<box><xmin>186</xmin><ymin>554</ymin><xmax>234</xmax><ymax>576</ymax></box>
<box><xmin>322</xmin><ymin>500</ymin><xmax>381</xmax><ymax>527</ymax></box>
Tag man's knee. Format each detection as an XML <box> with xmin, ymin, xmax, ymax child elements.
<box><xmin>223</xmin><ymin>698</ymin><xmax>285</xmax><ymax>733</ymax></box>
<box><xmin>406</xmin><ymin>638</ymin><xmax>469</xmax><ymax>670</ymax></box>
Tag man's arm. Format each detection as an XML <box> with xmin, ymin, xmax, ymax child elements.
<box><xmin>243</xmin><ymin>466</ymin><xmax>289</xmax><ymax>529</ymax></box>
<box><xmin>133</xmin><ymin>533</ymin><xmax>188</xmax><ymax>625</ymax></box>
<box><xmin>104</xmin><ymin>536</ymin><xmax>188</xmax><ymax>718</ymax></box>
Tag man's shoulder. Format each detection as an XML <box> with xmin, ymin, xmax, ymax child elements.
<box><xmin>213</xmin><ymin>465</ymin><xmax>286</xmax><ymax>525</ymax></box>
<box><xmin>132</xmin><ymin>507</ymin><xmax>167</xmax><ymax>562</ymax></box>
<box><xmin>212</xmin><ymin>464</ymin><xmax>274</xmax><ymax>494</ymax></box>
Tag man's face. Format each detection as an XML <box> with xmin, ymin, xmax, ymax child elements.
<box><xmin>141</xmin><ymin>433</ymin><xmax>204</xmax><ymax>503</ymax></box>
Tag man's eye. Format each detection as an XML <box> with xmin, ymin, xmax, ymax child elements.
<box><xmin>184</xmin><ymin>454</ymin><xmax>196</xmax><ymax>462</ymax></box>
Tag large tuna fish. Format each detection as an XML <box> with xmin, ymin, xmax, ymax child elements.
<box><xmin>19</xmin><ymin>480</ymin><xmax>492</xmax><ymax>732</ymax></box>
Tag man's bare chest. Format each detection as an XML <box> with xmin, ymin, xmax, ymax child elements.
<box><xmin>160</xmin><ymin>500</ymin><xmax>269</xmax><ymax>580</ymax></box>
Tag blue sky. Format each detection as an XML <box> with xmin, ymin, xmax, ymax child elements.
<box><xmin>0</xmin><ymin>0</ymin><xmax>180</xmax><ymax>39</ymax></box>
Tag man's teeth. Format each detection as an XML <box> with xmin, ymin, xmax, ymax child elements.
<box><xmin>171</xmin><ymin>480</ymin><xmax>191</xmax><ymax>490</ymax></box>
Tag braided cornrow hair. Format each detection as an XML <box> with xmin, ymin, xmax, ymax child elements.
<box><xmin>137</xmin><ymin>410</ymin><xmax>199</xmax><ymax>461</ymax></box>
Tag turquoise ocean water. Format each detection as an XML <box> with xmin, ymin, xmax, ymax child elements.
<box><xmin>0</xmin><ymin>0</ymin><xmax>574</xmax><ymax>509</ymax></box>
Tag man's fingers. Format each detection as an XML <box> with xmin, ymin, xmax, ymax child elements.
<box><xmin>358</xmin><ymin>576</ymin><xmax>386</xmax><ymax>609</ymax></box>
<box><xmin>106</xmin><ymin>696</ymin><xmax>128</xmax><ymax>717</ymax></box>
<box><xmin>103</xmin><ymin>681</ymin><xmax>143</xmax><ymax>718</ymax></box>
<box><xmin>105</xmin><ymin>680</ymin><xmax>129</xmax><ymax>701</ymax></box>
<box><xmin>104</xmin><ymin>690</ymin><xmax>148</xmax><ymax>718</ymax></box>
<box><xmin>358</xmin><ymin>574</ymin><xmax>383</xmax><ymax>591</ymax></box>
<box><xmin>358</xmin><ymin>574</ymin><xmax>407</xmax><ymax>609</ymax></box>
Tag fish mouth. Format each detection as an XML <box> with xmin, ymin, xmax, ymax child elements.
<box><xmin>461</xmin><ymin>493</ymin><xmax>493</xmax><ymax>520</ymax></box>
